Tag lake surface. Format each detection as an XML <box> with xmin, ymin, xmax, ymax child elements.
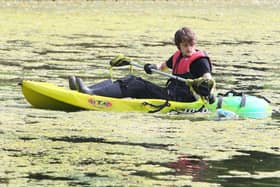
<box><xmin>0</xmin><ymin>1</ymin><xmax>279</xmax><ymax>186</ymax></box>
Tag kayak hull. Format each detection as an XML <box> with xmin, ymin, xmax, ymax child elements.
<box><xmin>21</xmin><ymin>80</ymin><xmax>272</xmax><ymax>119</ymax></box>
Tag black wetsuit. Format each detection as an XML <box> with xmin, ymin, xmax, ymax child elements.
<box><xmin>89</xmin><ymin>54</ymin><xmax>211</xmax><ymax>102</ymax></box>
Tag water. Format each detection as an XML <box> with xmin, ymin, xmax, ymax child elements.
<box><xmin>0</xmin><ymin>1</ymin><xmax>279</xmax><ymax>186</ymax></box>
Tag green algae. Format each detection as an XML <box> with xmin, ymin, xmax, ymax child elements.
<box><xmin>0</xmin><ymin>1</ymin><xmax>279</xmax><ymax>186</ymax></box>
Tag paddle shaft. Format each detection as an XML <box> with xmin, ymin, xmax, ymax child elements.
<box><xmin>130</xmin><ymin>62</ymin><xmax>192</xmax><ymax>83</ymax></box>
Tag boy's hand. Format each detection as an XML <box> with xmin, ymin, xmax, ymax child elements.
<box><xmin>144</xmin><ymin>63</ymin><xmax>157</xmax><ymax>74</ymax></box>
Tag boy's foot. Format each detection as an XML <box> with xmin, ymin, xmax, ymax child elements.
<box><xmin>76</xmin><ymin>77</ymin><xmax>93</xmax><ymax>94</ymax></box>
<box><xmin>69</xmin><ymin>75</ymin><xmax>77</xmax><ymax>90</ymax></box>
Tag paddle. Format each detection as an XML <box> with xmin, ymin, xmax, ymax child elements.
<box><xmin>110</xmin><ymin>54</ymin><xmax>216</xmax><ymax>99</ymax></box>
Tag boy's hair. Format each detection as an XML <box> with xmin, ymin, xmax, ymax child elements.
<box><xmin>174</xmin><ymin>27</ymin><xmax>197</xmax><ymax>49</ymax></box>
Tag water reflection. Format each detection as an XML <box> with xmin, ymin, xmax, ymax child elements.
<box><xmin>199</xmin><ymin>151</ymin><xmax>280</xmax><ymax>186</ymax></box>
<box><xmin>132</xmin><ymin>151</ymin><xmax>280</xmax><ymax>186</ymax></box>
<box><xmin>169</xmin><ymin>155</ymin><xmax>207</xmax><ymax>181</ymax></box>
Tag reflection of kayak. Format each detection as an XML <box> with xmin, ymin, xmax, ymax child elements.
<box><xmin>20</xmin><ymin>80</ymin><xmax>272</xmax><ymax>119</ymax></box>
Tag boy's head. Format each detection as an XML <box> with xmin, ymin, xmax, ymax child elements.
<box><xmin>174</xmin><ymin>27</ymin><xmax>197</xmax><ymax>49</ymax></box>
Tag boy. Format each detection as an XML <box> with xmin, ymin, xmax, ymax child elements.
<box><xmin>70</xmin><ymin>27</ymin><xmax>213</xmax><ymax>102</ymax></box>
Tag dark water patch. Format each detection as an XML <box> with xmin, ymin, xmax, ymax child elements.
<box><xmin>78</xmin><ymin>158</ymin><xmax>98</xmax><ymax>165</ymax></box>
<box><xmin>0</xmin><ymin>59</ymin><xmax>22</xmax><ymax>66</ymax></box>
<box><xmin>6</xmin><ymin>40</ymin><xmax>33</xmax><ymax>47</ymax></box>
<box><xmin>0</xmin><ymin>177</ymin><xmax>9</xmax><ymax>185</ymax></box>
<box><xmin>237</xmin><ymin>77</ymin><xmax>262</xmax><ymax>81</ymax></box>
<box><xmin>23</xmin><ymin>64</ymin><xmax>75</xmax><ymax>70</ymax></box>
<box><xmin>156</xmin><ymin>114</ymin><xmax>194</xmax><ymax>121</ymax></box>
<box><xmin>142</xmin><ymin>41</ymin><xmax>173</xmax><ymax>47</ymax></box>
<box><xmin>156</xmin><ymin>114</ymin><xmax>210</xmax><ymax>122</ymax></box>
<box><xmin>0</xmin><ymin>47</ymin><xmax>12</xmax><ymax>51</ymax></box>
<box><xmin>241</xmin><ymin>52</ymin><xmax>251</xmax><ymax>56</ymax></box>
<box><xmin>48</xmin><ymin>136</ymin><xmax>173</xmax><ymax>150</ymax></box>
<box><xmin>235</xmin><ymin>84</ymin><xmax>264</xmax><ymax>91</ymax></box>
<box><xmin>33</xmin><ymin>49</ymin><xmax>83</xmax><ymax>55</ymax></box>
<box><xmin>266</xmin><ymin>41</ymin><xmax>280</xmax><ymax>45</ymax></box>
<box><xmin>26</xmin><ymin>114</ymin><xmax>59</xmax><ymax>119</ymax></box>
<box><xmin>19</xmin><ymin>136</ymin><xmax>38</xmax><ymax>141</ymax></box>
<box><xmin>212</xmin><ymin>177</ymin><xmax>280</xmax><ymax>187</ymax></box>
<box><xmin>95</xmin><ymin>54</ymin><xmax>115</xmax><ymax>61</ymax></box>
<box><xmin>105</xmin><ymin>151</ymin><xmax>127</xmax><ymax>156</ymax></box>
<box><xmin>223</xmin><ymin>150</ymin><xmax>280</xmax><ymax>173</ymax></box>
<box><xmin>25</xmin><ymin>172</ymin><xmax>75</xmax><ymax>181</ymax></box>
<box><xmin>2</xmin><ymin>148</ymin><xmax>22</xmax><ymax>152</ymax></box>
<box><xmin>158</xmin><ymin>126</ymin><xmax>181</xmax><ymax>133</ymax></box>
<box><xmin>79</xmin><ymin>157</ymin><xmax>127</xmax><ymax>166</ymax></box>
<box><xmin>212</xmin><ymin>63</ymin><xmax>230</xmax><ymax>68</ymax></box>
<box><xmin>199</xmin><ymin>40</ymin><xmax>213</xmax><ymax>46</ymax></box>
<box><xmin>127</xmin><ymin>55</ymin><xmax>156</xmax><ymax>60</ymax></box>
<box><xmin>79</xmin><ymin>157</ymin><xmax>123</xmax><ymax>166</ymax></box>
<box><xmin>23</xmin><ymin>59</ymin><xmax>43</xmax><ymax>63</ymax></box>
<box><xmin>214</xmin><ymin>71</ymin><xmax>264</xmax><ymax>79</ymax></box>
<box><xmin>68</xmin><ymin>181</ymin><xmax>91</xmax><ymax>186</ymax></box>
<box><xmin>51</xmin><ymin>33</ymin><xmax>112</xmax><ymax>40</ymax></box>
<box><xmin>197</xmin><ymin>151</ymin><xmax>280</xmax><ymax>186</ymax></box>
<box><xmin>73</xmin><ymin>34</ymin><xmax>112</xmax><ymax>39</ymax></box>
<box><xmin>49</xmin><ymin>57</ymin><xmax>92</xmax><ymax>63</ymax></box>
<box><xmin>217</xmin><ymin>40</ymin><xmax>259</xmax><ymax>45</ymax></box>
<box><xmin>96</xmin><ymin>140</ymin><xmax>172</xmax><ymax>150</ymax></box>
<box><xmin>3</xmin><ymin>150</ymin><xmax>41</xmax><ymax>158</ymax></box>
<box><xmin>50</xmin><ymin>42</ymin><xmax>130</xmax><ymax>49</ymax></box>
<box><xmin>272</xmin><ymin>109</ymin><xmax>280</xmax><ymax>119</ymax></box>
<box><xmin>10</xmin><ymin>150</ymin><xmax>47</xmax><ymax>158</ymax></box>
<box><xmin>177</xmin><ymin>15</ymin><xmax>215</xmax><ymax>22</ymax></box>
<box><xmin>84</xmin><ymin>172</ymin><xmax>109</xmax><ymax>178</ymax></box>
<box><xmin>247</xmin><ymin>60</ymin><xmax>268</xmax><ymax>65</ymax></box>
<box><xmin>0</xmin><ymin>77</ymin><xmax>23</xmax><ymax>84</ymax></box>
<box><xmin>187</xmin><ymin>116</ymin><xmax>213</xmax><ymax>122</ymax></box>
<box><xmin>270</xmin><ymin>147</ymin><xmax>279</xmax><ymax>152</ymax></box>
<box><xmin>48</xmin><ymin>136</ymin><xmax>105</xmax><ymax>143</ymax></box>
<box><xmin>131</xmin><ymin>170</ymin><xmax>176</xmax><ymax>181</ymax></box>
<box><xmin>232</xmin><ymin>64</ymin><xmax>270</xmax><ymax>72</ymax></box>
<box><xmin>49</xmin><ymin>158</ymin><xmax>62</xmax><ymax>164</ymax></box>
<box><xmin>23</xmin><ymin>119</ymin><xmax>40</xmax><ymax>124</ymax></box>
<box><xmin>51</xmin><ymin>34</ymin><xmax>82</xmax><ymax>40</ymax></box>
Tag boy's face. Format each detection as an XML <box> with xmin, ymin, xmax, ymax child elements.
<box><xmin>180</xmin><ymin>42</ymin><xmax>196</xmax><ymax>57</ymax></box>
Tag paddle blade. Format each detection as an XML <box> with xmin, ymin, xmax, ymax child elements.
<box><xmin>110</xmin><ymin>54</ymin><xmax>131</xmax><ymax>67</ymax></box>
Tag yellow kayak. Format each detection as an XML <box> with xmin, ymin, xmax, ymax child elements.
<box><xmin>20</xmin><ymin>80</ymin><xmax>272</xmax><ymax>118</ymax></box>
<box><xmin>21</xmin><ymin>80</ymin><xmax>208</xmax><ymax>113</ymax></box>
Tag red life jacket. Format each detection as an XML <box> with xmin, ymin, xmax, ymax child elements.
<box><xmin>172</xmin><ymin>50</ymin><xmax>211</xmax><ymax>75</ymax></box>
